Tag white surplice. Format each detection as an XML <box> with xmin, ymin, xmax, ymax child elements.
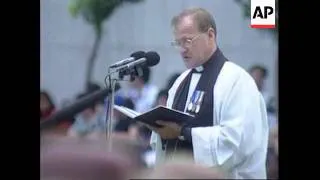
<box><xmin>150</xmin><ymin>61</ymin><xmax>269</xmax><ymax>179</ymax></box>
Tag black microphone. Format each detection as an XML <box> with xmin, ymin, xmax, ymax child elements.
<box><xmin>119</xmin><ymin>51</ymin><xmax>160</xmax><ymax>71</ymax></box>
<box><xmin>118</xmin><ymin>51</ymin><xmax>160</xmax><ymax>80</ymax></box>
<box><xmin>40</xmin><ymin>84</ymin><xmax>121</xmax><ymax>131</ymax></box>
<box><xmin>109</xmin><ymin>51</ymin><xmax>145</xmax><ymax>68</ymax></box>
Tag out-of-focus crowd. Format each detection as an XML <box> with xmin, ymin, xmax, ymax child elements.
<box><xmin>40</xmin><ymin>64</ymin><xmax>278</xmax><ymax>179</ymax></box>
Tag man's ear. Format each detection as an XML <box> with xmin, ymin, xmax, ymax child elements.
<box><xmin>208</xmin><ymin>28</ymin><xmax>216</xmax><ymax>40</ymax></box>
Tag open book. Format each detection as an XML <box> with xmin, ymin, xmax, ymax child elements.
<box><xmin>113</xmin><ymin>105</ymin><xmax>195</xmax><ymax>128</ymax></box>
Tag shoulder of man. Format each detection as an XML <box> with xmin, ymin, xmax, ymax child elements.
<box><xmin>218</xmin><ymin>61</ymin><xmax>257</xmax><ymax>89</ymax></box>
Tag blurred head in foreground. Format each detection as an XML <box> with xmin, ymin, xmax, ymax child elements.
<box><xmin>139</xmin><ymin>152</ymin><xmax>226</xmax><ymax>179</ymax></box>
<box><xmin>41</xmin><ymin>135</ymin><xmax>144</xmax><ymax>180</ymax></box>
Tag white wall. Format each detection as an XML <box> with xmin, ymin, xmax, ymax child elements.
<box><xmin>41</xmin><ymin>0</ymin><xmax>278</xmax><ymax>106</ymax></box>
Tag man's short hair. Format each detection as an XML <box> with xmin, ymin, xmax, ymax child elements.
<box><xmin>171</xmin><ymin>7</ymin><xmax>217</xmax><ymax>36</ymax></box>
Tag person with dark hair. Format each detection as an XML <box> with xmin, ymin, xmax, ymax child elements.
<box><xmin>248</xmin><ymin>65</ymin><xmax>271</xmax><ymax>103</ymax></box>
<box><xmin>41</xmin><ymin>91</ymin><xmax>73</xmax><ymax>133</ymax></box>
<box><xmin>67</xmin><ymin>91</ymin><xmax>106</xmax><ymax>139</ymax></box>
<box><xmin>113</xmin><ymin>96</ymin><xmax>136</xmax><ymax>133</ymax></box>
<box><xmin>248</xmin><ymin>65</ymin><xmax>277</xmax><ymax>128</ymax></box>
<box><xmin>86</xmin><ymin>82</ymin><xmax>106</xmax><ymax>113</ymax></box>
<box><xmin>40</xmin><ymin>91</ymin><xmax>56</xmax><ymax>120</ymax></box>
<box><xmin>123</xmin><ymin>66</ymin><xmax>159</xmax><ymax>113</ymax></box>
<box><xmin>248</xmin><ymin>65</ymin><xmax>268</xmax><ymax>92</ymax></box>
<box><xmin>155</xmin><ymin>89</ymin><xmax>169</xmax><ymax>106</ymax></box>
<box><xmin>165</xmin><ymin>73</ymin><xmax>181</xmax><ymax>90</ymax></box>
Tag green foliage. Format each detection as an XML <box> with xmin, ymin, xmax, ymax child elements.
<box><xmin>68</xmin><ymin>0</ymin><xmax>143</xmax><ymax>87</ymax></box>
<box><xmin>68</xmin><ymin>0</ymin><xmax>143</xmax><ymax>27</ymax></box>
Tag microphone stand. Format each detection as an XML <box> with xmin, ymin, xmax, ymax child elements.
<box><xmin>104</xmin><ymin>65</ymin><xmax>141</xmax><ymax>152</ymax></box>
<box><xmin>105</xmin><ymin>67</ymin><xmax>115</xmax><ymax>152</ymax></box>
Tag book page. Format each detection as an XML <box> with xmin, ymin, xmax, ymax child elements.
<box><xmin>113</xmin><ymin>105</ymin><xmax>139</xmax><ymax>118</ymax></box>
<box><xmin>120</xmin><ymin>106</ymin><xmax>142</xmax><ymax>116</ymax></box>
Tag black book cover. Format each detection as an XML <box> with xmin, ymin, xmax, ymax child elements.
<box><xmin>114</xmin><ymin>105</ymin><xmax>194</xmax><ymax>128</ymax></box>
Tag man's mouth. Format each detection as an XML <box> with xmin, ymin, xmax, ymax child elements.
<box><xmin>183</xmin><ymin>56</ymin><xmax>190</xmax><ymax>60</ymax></box>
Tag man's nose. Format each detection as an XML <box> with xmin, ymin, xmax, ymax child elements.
<box><xmin>179</xmin><ymin>46</ymin><xmax>188</xmax><ymax>54</ymax></box>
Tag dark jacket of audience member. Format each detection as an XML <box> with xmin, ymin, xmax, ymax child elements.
<box><xmin>114</xmin><ymin>96</ymin><xmax>136</xmax><ymax>133</ymax></box>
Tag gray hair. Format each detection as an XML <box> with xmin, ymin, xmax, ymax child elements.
<box><xmin>171</xmin><ymin>7</ymin><xmax>217</xmax><ymax>36</ymax></box>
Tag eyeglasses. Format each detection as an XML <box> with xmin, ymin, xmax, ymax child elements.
<box><xmin>171</xmin><ymin>33</ymin><xmax>203</xmax><ymax>49</ymax></box>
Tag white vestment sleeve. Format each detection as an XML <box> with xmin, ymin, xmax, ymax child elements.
<box><xmin>191</xmin><ymin>72</ymin><xmax>268</xmax><ymax>171</ymax></box>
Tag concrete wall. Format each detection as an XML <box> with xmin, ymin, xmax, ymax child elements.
<box><xmin>41</xmin><ymin>0</ymin><xmax>278</xmax><ymax>106</ymax></box>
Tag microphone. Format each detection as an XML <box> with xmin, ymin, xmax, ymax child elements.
<box><xmin>109</xmin><ymin>51</ymin><xmax>145</xmax><ymax>68</ymax></box>
<box><xmin>117</xmin><ymin>51</ymin><xmax>160</xmax><ymax>80</ymax></box>
<box><xmin>119</xmin><ymin>51</ymin><xmax>160</xmax><ymax>71</ymax></box>
<box><xmin>40</xmin><ymin>84</ymin><xmax>121</xmax><ymax>131</ymax></box>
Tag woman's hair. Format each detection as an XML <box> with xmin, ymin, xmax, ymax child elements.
<box><xmin>40</xmin><ymin>90</ymin><xmax>55</xmax><ymax>110</ymax></box>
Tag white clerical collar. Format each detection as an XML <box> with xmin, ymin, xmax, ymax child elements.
<box><xmin>194</xmin><ymin>66</ymin><xmax>204</xmax><ymax>73</ymax></box>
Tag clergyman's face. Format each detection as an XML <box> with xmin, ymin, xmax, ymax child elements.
<box><xmin>173</xmin><ymin>16</ymin><xmax>212</xmax><ymax>69</ymax></box>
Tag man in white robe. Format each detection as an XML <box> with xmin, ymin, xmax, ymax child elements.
<box><xmin>146</xmin><ymin>7</ymin><xmax>269</xmax><ymax>179</ymax></box>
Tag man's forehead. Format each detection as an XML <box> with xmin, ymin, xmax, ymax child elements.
<box><xmin>173</xmin><ymin>16</ymin><xmax>198</xmax><ymax>37</ymax></box>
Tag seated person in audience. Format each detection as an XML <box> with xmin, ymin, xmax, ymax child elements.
<box><xmin>248</xmin><ymin>65</ymin><xmax>278</xmax><ymax>129</ymax></box>
<box><xmin>59</xmin><ymin>99</ymin><xmax>76</xmax><ymax>126</ymax></box>
<box><xmin>87</xmin><ymin>82</ymin><xmax>106</xmax><ymax>113</ymax></box>
<box><xmin>41</xmin><ymin>90</ymin><xmax>56</xmax><ymax>120</ymax></box>
<box><xmin>119</xmin><ymin>67</ymin><xmax>159</xmax><ymax>113</ymax></box>
<box><xmin>41</xmin><ymin>90</ymin><xmax>72</xmax><ymax>133</ymax></box>
<box><xmin>113</xmin><ymin>96</ymin><xmax>139</xmax><ymax>139</ymax></box>
<box><xmin>155</xmin><ymin>89</ymin><xmax>169</xmax><ymax>106</ymax></box>
<box><xmin>67</xmin><ymin>92</ymin><xmax>105</xmax><ymax>138</ymax></box>
<box><xmin>248</xmin><ymin>65</ymin><xmax>271</xmax><ymax>103</ymax></box>
<box><xmin>139</xmin><ymin>89</ymin><xmax>169</xmax><ymax>143</ymax></box>
<box><xmin>165</xmin><ymin>72</ymin><xmax>181</xmax><ymax>90</ymax></box>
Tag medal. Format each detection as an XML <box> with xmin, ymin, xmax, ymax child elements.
<box><xmin>187</xmin><ymin>91</ymin><xmax>195</xmax><ymax>112</ymax></box>
<box><xmin>187</xmin><ymin>91</ymin><xmax>196</xmax><ymax>113</ymax></box>
<box><xmin>192</xmin><ymin>91</ymin><xmax>200</xmax><ymax>113</ymax></box>
<box><xmin>195</xmin><ymin>91</ymin><xmax>205</xmax><ymax>113</ymax></box>
<box><xmin>187</xmin><ymin>102</ymin><xmax>193</xmax><ymax>111</ymax></box>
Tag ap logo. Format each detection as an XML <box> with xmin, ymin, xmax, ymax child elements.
<box><xmin>251</xmin><ymin>0</ymin><xmax>276</xmax><ymax>28</ymax></box>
